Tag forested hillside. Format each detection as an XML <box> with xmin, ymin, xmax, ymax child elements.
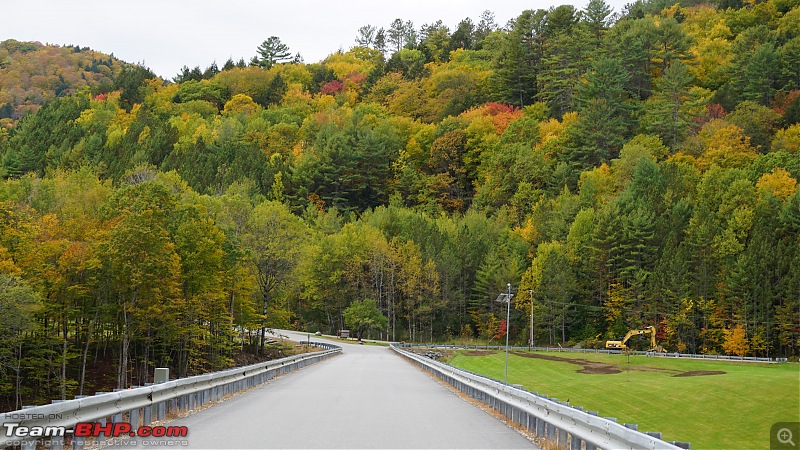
<box><xmin>0</xmin><ymin>39</ymin><xmax>127</xmax><ymax>121</ymax></box>
<box><xmin>0</xmin><ymin>0</ymin><xmax>799</xmax><ymax>409</ymax></box>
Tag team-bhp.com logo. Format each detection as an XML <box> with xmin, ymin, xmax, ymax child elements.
<box><xmin>4</xmin><ymin>422</ymin><xmax>188</xmax><ymax>438</ymax></box>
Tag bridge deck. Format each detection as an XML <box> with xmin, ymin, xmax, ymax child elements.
<box><xmin>110</xmin><ymin>331</ymin><xmax>536</xmax><ymax>449</ymax></box>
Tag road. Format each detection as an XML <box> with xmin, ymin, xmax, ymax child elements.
<box><xmin>109</xmin><ymin>330</ymin><xmax>536</xmax><ymax>449</ymax></box>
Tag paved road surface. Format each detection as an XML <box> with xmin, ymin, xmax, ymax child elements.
<box><xmin>110</xmin><ymin>331</ymin><xmax>536</xmax><ymax>449</ymax></box>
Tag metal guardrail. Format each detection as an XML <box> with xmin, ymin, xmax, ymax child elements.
<box><xmin>399</xmin><ymin>343</ymin><xmax>779</xmax><ymax>363</ymax></box>
<box><xmin>392</xmin><ymin>343</ymin><xmax>689</xmax><ymax>450</ymax></box>
<box><xmin>1</xmin><ymin>342</ymin><xmax>340</xmax><ymax>450</ymax></box>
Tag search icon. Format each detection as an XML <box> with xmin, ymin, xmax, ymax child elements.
<box><xmin>778</xmin><ymin>428</ymin><xmax>796</xmax><ymax>447</ymax></box>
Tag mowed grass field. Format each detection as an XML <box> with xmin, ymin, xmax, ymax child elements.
<box><xmin>449</xmin><ymin>350</ymin><xmax>799</xmax><ymax>449</ymax></box>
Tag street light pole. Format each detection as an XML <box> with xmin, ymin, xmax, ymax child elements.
<box><xmin>495</xmin><ymin>286</ymin><xmax>514</xmax><ymax>385</ymax></box>
<box><xmin>505</xmin><ymin>283</ymin><xmax>511</xmax><ymax>385</ymax></box>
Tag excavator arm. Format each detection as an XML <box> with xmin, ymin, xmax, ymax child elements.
<box><xmin>621</xmin><ymin>328</ymin><xmax>649</xmax><ymax>345</ymax></box>
<box><xmin>605</xmin><ymin>326</ymin><xmax>667</xmax><ymax>352</ymax></box>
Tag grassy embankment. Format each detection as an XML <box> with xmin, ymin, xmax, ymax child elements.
<box><xmin>449</xmin><ymin>350</ymin><xmax>799</xmax><ymax>449</ymax></box>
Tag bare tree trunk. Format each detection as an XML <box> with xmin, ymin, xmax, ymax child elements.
<box><xmin>259</xmin><ymin>290</ymin><xmax>269</xmax><ymax>355</ymax></box>
<box><xmin>390</xmin><ymin>268</ymin><xmax>396</xmax><ymax>341</ymax></box>
<box><xmin>118</xmin><ymin>307</ymin><xmax>130</xmax><ymax>389</ymax></box>
<box><xmin>79</xmin><ymin>308</ymin><xmax>99</xmax><ymax>395</ymax></box>
<box><xmin>430</xmin><ymin>311</ymin><xmax>433</xmax><ymax>343</ymax></box>
<box><xmin>326</xmin><ymin>310</ymin><xmax>333</xmax><ymax>334</ymax></box>
<box><xmin>142</xmin><ymin>326</ymin><xmax>151</xmax><ymax>384</ymax></box>
<box><xmin>15</xmin><ymin>344</ymin><xmax>22</xmax><ymax>410</ymax></box>
<box><xmin>229</xmin><ymin>290</ymin><xmax>236</xmax><ymax>346</ymax></box>
<box><xmin>61</xmin><ymin>333</ymin><xmax>67</xmax><ymax>400</ymax></box>
<box><xmin>259</xmin><ymin>318</ymin><xmax>266</xmax><ymax>355</ymax></box>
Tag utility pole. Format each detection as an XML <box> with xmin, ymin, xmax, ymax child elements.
<box><xmin>505</xmin><ymin>283</ymin><xmax>511</xmax><ymax>385</ymax></box>
<box><xmin>528</xmin><ymin>290</ymin><xmax>534</xmax><ymax>349</ymax></box>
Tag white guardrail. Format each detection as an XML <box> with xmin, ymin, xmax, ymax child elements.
<box><xmin>392</xmin><ymin>343</ymin><xmax>690</xmax><ymax>450</ymax></box>
<box><xmin>1</xmin><ymin>342</ymin><xmax>340</xmax><ymax>450</ymax></box>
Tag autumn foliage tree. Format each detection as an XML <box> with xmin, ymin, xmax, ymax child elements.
<box><xmin>1</xmin><ymin>0</ymin><xmax>800</xmax><ymax>410</ymax></box>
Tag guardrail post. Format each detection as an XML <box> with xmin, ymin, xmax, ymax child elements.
<box><xmin>45</xmin><ymin>400</ymin><xmax>66</xmax><ymax>450</ymax></box>
<box><xmin>92</xmin><ymin>393</ymin><xmax>109</xmax><ymax>427</ymax></box>
<box><xmin>546</xmin><ymin>423</ymin><xmax>556</xmax><ymax>441</ymax></box>
<box><xmin>72</xmin><ymin>435</ymin><xmax>86</xmax><ymax>449</ymax></box>
<box><xmin>130</xmin><ymin>405</ymin><xmax>140</xmax><ymax>429</ymax></box>
<box><xmin>110</xmin><ymin>390</ymin><xmax>125</xmax><ymax>424</ymax></box>
<box><xmin>157</xmin><ymin>400</ymin><xmax>166</xmax><ymax>420</ymax></box>
<box><xmin>143</xmin><ymin>403</ymin><xmax>153</xmax><ymax>426</ymax></box>
<box><xmin>50</xmin><ymin>437</ymin><xmax>64</xmax><ymax>450</ymax></box>
<box><xmin>536</xmin><ymin>416</ymin><xmax>545</xmax><ymax>437</ymax></box>
<box><xmin>584</xmin><ymin>411</ymin><xmax>599</xmax><ymax>450</ymax></box>
<box><xmin>557</xmin><ymin>426</ymin><xmax>568</xmax><ymax>448</ymax></box>
<box><xmin>569</xmin><ymin>433</ymin><xmax>581</xmax><ymax>450</ymax></box>
<box><xmin>69</xmin><ymin>395</ymin><xmax>88</xmax><ymax>450</ymax></box>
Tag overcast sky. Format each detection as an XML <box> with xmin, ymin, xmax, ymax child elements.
<box><xmin>3</xmin><ymin>0</ymin><xmax>629</xmax><ymax>79</ymax></box>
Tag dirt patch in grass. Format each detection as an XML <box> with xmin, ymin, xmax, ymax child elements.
<box><xmin>509</xmin><ymin>352</ymin><xmax>728</xmax><ymax>377</ymax></box>
<box><xmin>673</xmin><ymin>370</ymin><xmax>726</xmax><ymax>377</ymax></box>
<box><xmin>462</xmin><ymin>350</ymin><xmax>497</xmax><ymax>356</ymax></box>
<box><xmin>632</xmin><ymin>365</ymin><xmax>679</xmax><ymax>374</ymax></box>
<box><xmin>579</xmin><ymin>363</ymin><xmax>622</xmax><ymax>374</ymax></box>
<box><xmin>512</xmin><ymin>352</ymin><xmax>623</xmax><ymax>374</ymax></box>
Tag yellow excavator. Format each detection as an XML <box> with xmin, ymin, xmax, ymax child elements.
<box><xmin>605</xmin><ymin>326</ymin><xmax>667</xmax><ymax>353</ymax></box>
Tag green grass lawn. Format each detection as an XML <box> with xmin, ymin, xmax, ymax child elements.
<box><xmin>449</xmin><ymin>350</ymin><xmax>800</xmax><ymax>450</ymax></box>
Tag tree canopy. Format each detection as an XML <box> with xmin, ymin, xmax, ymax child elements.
<box><xmin>1</xmin><ymin>0</ymin><xmax>799</xmax><ymax>410</ymax></box>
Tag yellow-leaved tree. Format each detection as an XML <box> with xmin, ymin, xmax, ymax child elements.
<box><xmin>722</xmin><ymin>325</ymin><xmax>750</xmax><ymax>356</ymax></box>
<box><xmin>771</xmin><ymin>124</ymin><xmax>800</xmax><ymax>154</ymax></box>
<box><xmin>756</xmin><ymin>167</ymin><xmax>798</xmax><ymax>200</ymax></box>
<box><xmin>697</xmin><ymin>119</ymin><xmax>759</xmax><ymax>170</ymax></box>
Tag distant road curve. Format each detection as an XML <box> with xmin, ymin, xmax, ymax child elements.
<box><xmin>108</xmin><ymin>329</ymin><xmax>537</xmax><ymax>449</ymax></box>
